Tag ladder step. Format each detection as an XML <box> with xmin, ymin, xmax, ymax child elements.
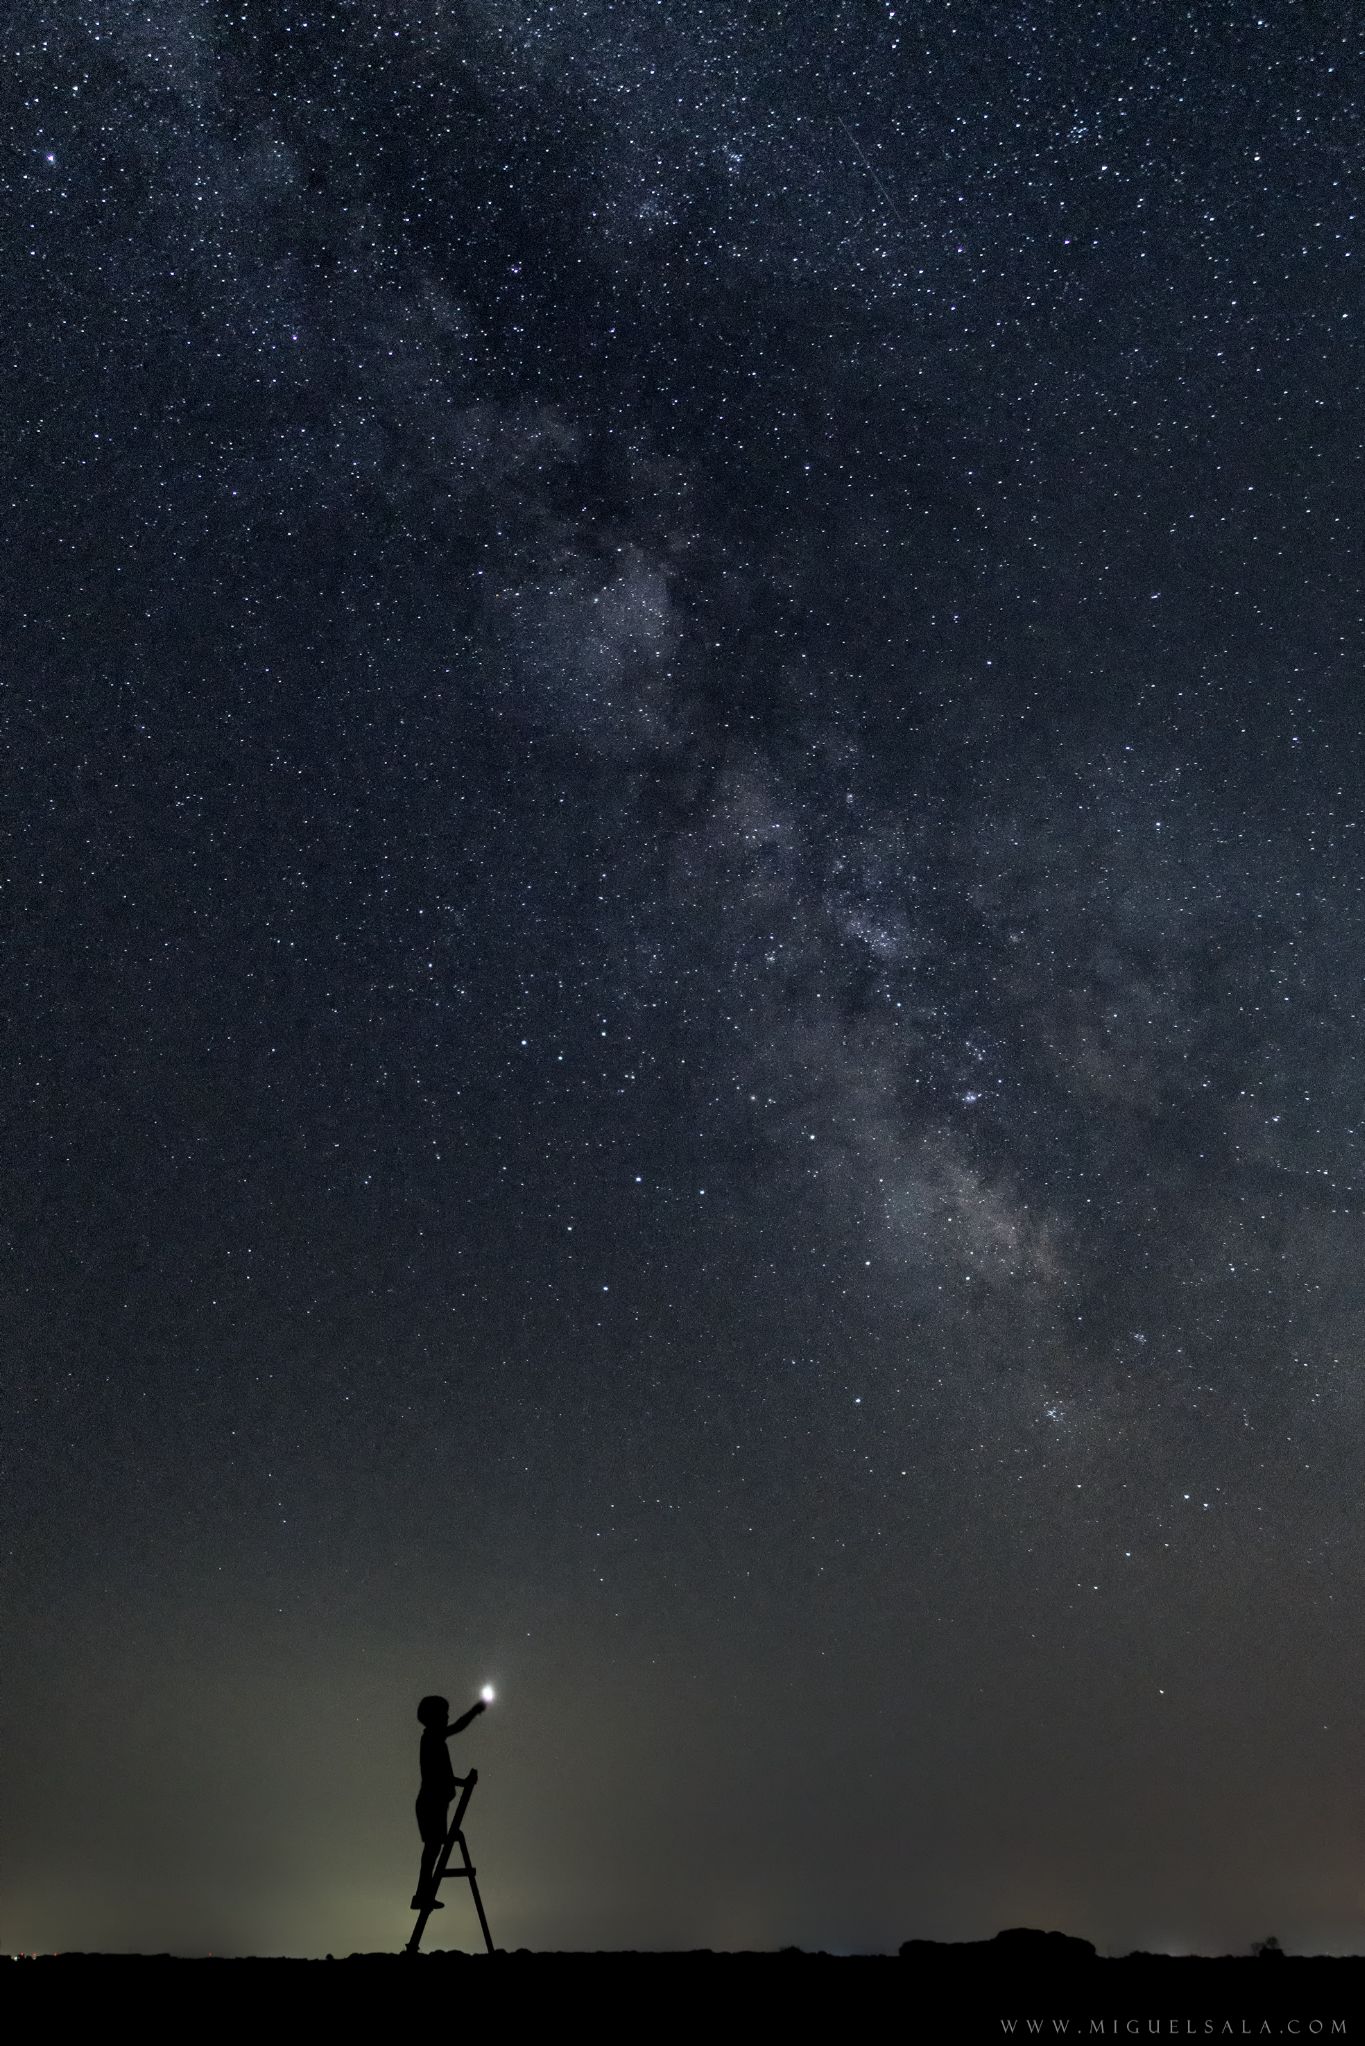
<box><xmin>439</xmin><ymin>1867</ymin><xmax>475</xmax><ymax>1879</ymax></box>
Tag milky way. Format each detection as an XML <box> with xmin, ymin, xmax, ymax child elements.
<box><xmin>4</xmin><ymin>2</ymin><xmax>1365</xmax><ymax>1957</ymax></box>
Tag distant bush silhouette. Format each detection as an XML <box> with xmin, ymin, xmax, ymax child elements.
<box><xmin>1251</xmin><ymin>1936</ymin><xmax>1285</xmax><ymax>1960</ymax></box>
<box><xmin>898</xmin><ymin>1929</ymin><xmax>1097</xmax><ymax>1963</ymax></box>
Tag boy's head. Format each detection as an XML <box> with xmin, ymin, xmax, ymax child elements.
<box><xmin>417</xmin><ymin>1694</ymin><xmax>450</xmax><ymax>1728</ymax></box>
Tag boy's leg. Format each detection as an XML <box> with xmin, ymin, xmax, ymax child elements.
<box><xmin>413</xmin><ymin>1799</ymin><xmax>450</xmax><ymax>1907</ymax></box>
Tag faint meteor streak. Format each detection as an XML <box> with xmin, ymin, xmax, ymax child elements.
<box><xmin>838</xmin><ymin>117</ymin><xmax>907</xmax><ymax>226</ymax></box>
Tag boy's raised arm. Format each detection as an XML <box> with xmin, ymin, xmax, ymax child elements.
<box><xmin>446</xmin><ymin>1699</ymin><xmax>488</xmax><ymax>1737</ymax></box>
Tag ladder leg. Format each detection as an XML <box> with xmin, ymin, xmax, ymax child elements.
<box><xmin>405</xmin><ymin>1837</ymin><xmax>451</xmax><ymax>1953</ymax></box>
<box><xmin>457</xmin><ymin>1833</ymin><xmax>496</xmax><ymax>1955</ymax></box>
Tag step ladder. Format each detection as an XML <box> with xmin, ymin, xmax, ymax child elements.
<box><xmin>405</xmin><ymin>1769</ymin><xmax>496</xmax><ymax>1956</ymax></box>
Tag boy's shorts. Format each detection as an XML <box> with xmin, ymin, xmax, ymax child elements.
<box><xmin>416</xmin><ymin>1794</ymin><xmax>450</xmax><ymax>1844</ymax></box>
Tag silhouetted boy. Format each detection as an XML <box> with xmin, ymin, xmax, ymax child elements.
<box><xmin>412</xmin><ymin>1693</ymin><xmax>487</xmax><ymax>1909</ymax></box>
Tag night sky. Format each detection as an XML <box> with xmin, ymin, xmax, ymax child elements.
<box><xmin>5</xmin><ymin>1</ymin><xmax>1365</xmax><ymax>1960</ymax></box>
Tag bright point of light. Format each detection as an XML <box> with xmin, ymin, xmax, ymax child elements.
<box><xmin>481</xmin><ymin>1685</ymin><xmax>495</xmax><ymax>1703</ymax></box>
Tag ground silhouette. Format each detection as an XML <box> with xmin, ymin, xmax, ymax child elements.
<box><xmin>5</xmin><ymin>1933</ymin><xmax>1361</xmax><ymax>2042</ymax></box>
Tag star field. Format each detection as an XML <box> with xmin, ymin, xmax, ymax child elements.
<box><xmin>3</xmin><ymin>1</ymin><xmax>1365</xmax><ymax>1958</ymax></box>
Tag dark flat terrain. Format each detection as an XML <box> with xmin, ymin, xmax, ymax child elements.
<box><xmin>4</xmin><ymin>1936</ymin><xmax>1363</xmax><ymax>2043</ymax></box>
